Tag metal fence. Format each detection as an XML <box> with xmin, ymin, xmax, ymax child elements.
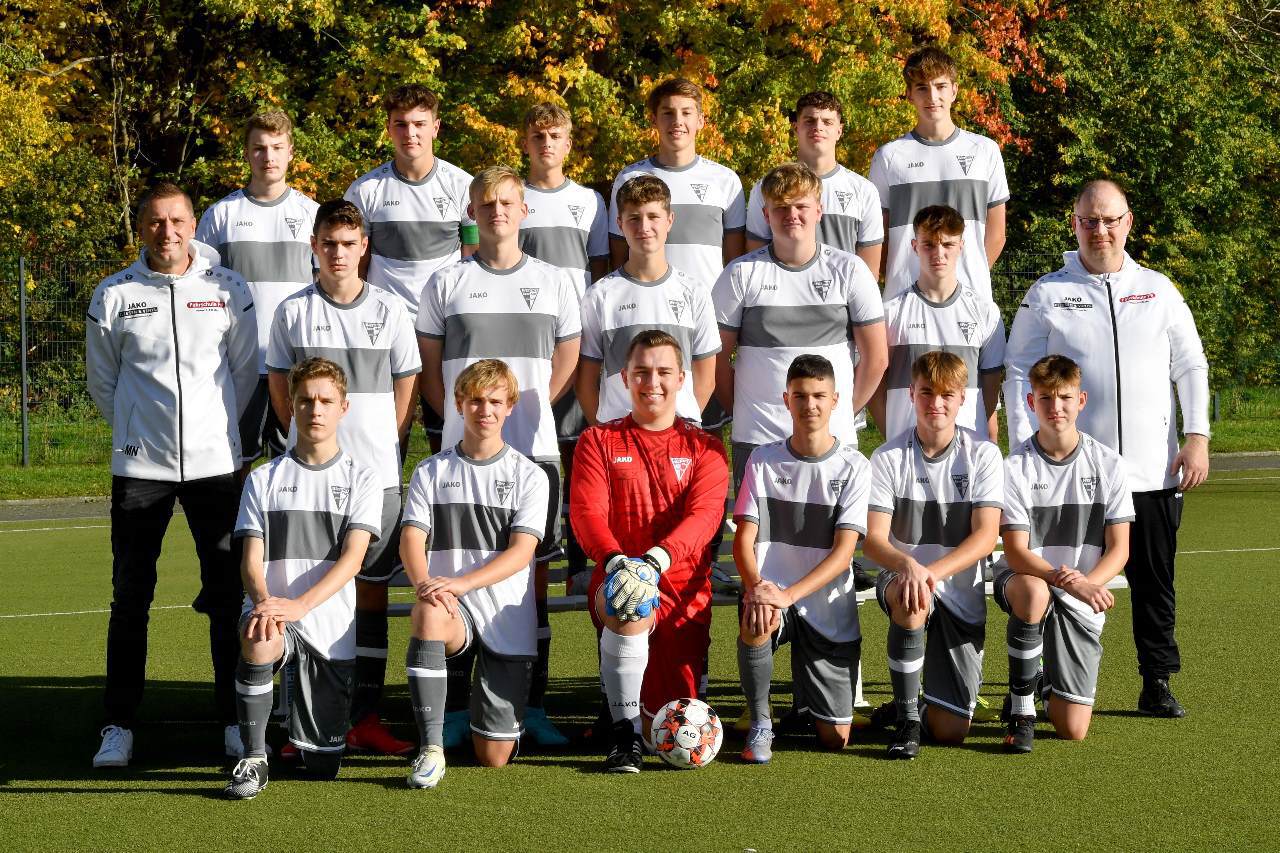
<box><xmin>1</xmin><ymin>253</ymin><xmax>1274</xmax><ymax>466</ymax></box>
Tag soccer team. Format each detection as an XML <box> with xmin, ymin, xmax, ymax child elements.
<box><xmin>83</xmin><ymin>46</ymin><xmax>1211</xmax><ymax>798</ymax></box>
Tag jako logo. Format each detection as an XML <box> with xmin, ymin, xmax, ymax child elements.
<box><xmin>613</xmin><ymin>456</ymin><xmax>633</xmax><ymax>463</ymax></box>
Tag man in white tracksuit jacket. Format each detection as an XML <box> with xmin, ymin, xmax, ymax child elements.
<box><xmin>1004</xmin><ymin>179</ymin><xmax>1209</xmax><ymax>719</ymax></box>
<box><xmin>85</xmin><ymin>182</ymin><xmax>258</xmax><ymax>768</ymax></box>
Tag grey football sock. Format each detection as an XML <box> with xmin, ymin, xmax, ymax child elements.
<box><xmin>737</xmin><ymin>638</ymin><xmax>774</xmax><ymax>726</ymax></box>
<box><xmin>1007</xmin><ymin>617</ymin><xmax>1043</xmax><ymax>718</ymax></box>
<box><xmin>887</xmin><ymin>622</ymin><xmax>925</xmax><ymax>723</ymax></box>
<box><xmin>406</xmin><ymin>638</ymin><xmax>448</xmax><ymax>748</ymax></box>
<box><xmin>235</xmin><ymin>658</ymin><xmax>275</xmax><ymax>758</ymax></box>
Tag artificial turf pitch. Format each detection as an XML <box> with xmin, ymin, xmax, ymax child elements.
<box><xmin>2</xmin><ymin>471</ymin><xmax>1277</xmax><ymax>851</ymax></box>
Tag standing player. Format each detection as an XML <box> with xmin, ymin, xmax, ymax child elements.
<box><xmin>87</xmin><ymin>182</ymin><xmax>257</xmax><ymax>767</ymax></box>
<box><xmin>197</xmin><ymin>110</ymin><xmax>319</xmax><ymax>462</ymax></box>
<box><xmin>869</xmin><ymin>46</ymin><xmax>1008</xmax><ymax>302</ymax></box>
<box><xmin>224</xmin><ymin>358</ymin><xmax>382</xmax><ymax>799</ymax></box>
<box><xmin>400</xmin><ymin>360</ymin><xmax>549</xmax><ymax>788</ymax></box>
<box><xmin>995</xmin><ymin>355</ymin><xmax>1133</xmax><ymax>752</ymax></box>
<box><xmin>578</xmin><ymin>174</ymin><xmax>719</xmax><ymax>427</ymax></box>
<box><xmin>266</xmin><ymin>200</ymin><xmax>421</xmax><ymax>756</ymax></box>
<box><xmin>734</xmin><ymin>355</ymin><xmax>871</xmax><ymax>763</ymax></box>
<box><xmin>345</xmin><ymin>83</ymin><xmax>478</xmax><ymax>453</ymax></box>
<box><xmin>745</xmin><ymin>91</ymin><xmax>883</xmax><ymax>272</ymax></box>
<box><xmin>570</xmin><ymin>330</ymin><xmax>729</xmax><ymax>772</ymax></box>
<box><xmin>873</xmin><ymin>205</ymin><xmax>1004</xmax><ymax>442</ymax></box>
<box><xmin>864</xmin><ymin>351</ymin><xmax>1002</xmax><ymax>759</ymax></box>
<box><xmin>417</xmin><ymin>166</ymin><xmax>581</xmax><ymax>748</ymax></box>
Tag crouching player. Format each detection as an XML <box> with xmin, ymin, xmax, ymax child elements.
<box><xmin>734</xmin><ymin>355</ymin><xmax>871</xmax><ymax>763</ymax></box>
<box><xmin>399</xmin><ymin>360</ymin><xmax>549</xmax><ymax>788</ymax></box>
<box><xmin>996</xmin><ymin>355</ymin><xmax>1132</xmax><ymax>752</ymax></box>
<box><xmin>864</xmin><ymin>351</ymin><xmax>1002</xmax><ymax>759</ymax></box>
<box><xmin>571</xmin><ymin>330</ymin><xmax>729</xmax><ymax>773</ymax></box>
<box><xmin>224</xmin><ymin>358</ymin><xmax>383</xmax><ymax>799</ymax></box>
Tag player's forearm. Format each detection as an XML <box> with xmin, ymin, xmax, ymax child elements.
<box><xmin>576</xmin><ymin>361</ymin><xmax>602</xmax><ymax>424</ymax></box>
<box><xmin>926</xmin><ymin>518</ymin><xmax>999</xmax><ymax>582</ymax></box>
<box><xmin>240</xmin><ymin>539</ymin><xmax>270</xmax><ymax>605</ymax></box>
<box><xmin>549</xmin><ymin>340</ymin><xmax>579</xmax><ymax>404</ymax></box>
<box><xmin>568</xmin><ymin>437</ymin><xmax>624</xmax><ymax>561</ymax></box>
<box><xmin>691</xmin><ymin>357</ymin><xmax>716</xmax><ymax>410</ymax></box>
<box><xmin>1002</xmin><ymin>539</ymin><xmax>1060</xmax><ymax>582</ymax></box>
<box><xmin>713</xmin><ymin>350</ymin><xmax>735</xmax><ymax>411</ymax></box>
<box><xmin>1085</xmin><ymin>525</ymin><xmax>1130</xmax><ymax>587</ymax></box>
<box><xmin>981</xmin><ymin>372</ymin><xmax>1002</xmax><ymax>420</ymax></box>
<box><xmin>732</xmin><ymin>522</ymin><xmax>762</xmax><ymax>588</ymax></box>
<box><xmin>393</xmin><ymin>375</ymin><xmax>418</xmax><ymax>439</ymax></box>
<box><xmin>788</xmin><ymin>531</ymin><xmax>861</xmax><ymax>603</ymax></box>
<box><xmin>418</xmin><ymin>340</ymin><xmax>446</xmax><ymax>418</ymax></box>
<box><xmin>984</xmin><ymin>205</ymin><xmax>1006</xmax><ymax>267</ymax></box>
<box><xmin>857</xmin><ymin>245</ymin><xmax>882</xmax><ymax>280</ymax></box>
<box><xmin>266</xmin><ymin>371</ymin><xmax>293</xmax><ymax>431</ymax></box>
<box><xmin>399</xmin><ymin>526</ymin><xmax>431</xmax><ymax>586</ymax></box>
<box><xmin>863</xmin><ymin>522</ymin><xmax>912</xmax><ymax>574</ymax></box>
<box><xmin>298</xmin><ymin>531</ymin><xmax>372</xmax><ymax>612</ymax></box>
<box><xmin>655</xmin><ymin>454</ymin><xmax>728</xmax><ymax>563</ymax></box>
<box><xmin>451</xmin><ymin>534</ymin><xmax>538</xmax><ymax>593</ymax></box>
<box><xmin>722</xmin><ymin>231</ymin><xmax>745</xmax><ymax>266</ymax></box>
<box><xmin>850</xmin><ymin>323</ymin><xmax>888</xmax><ymax>413</ymax></box>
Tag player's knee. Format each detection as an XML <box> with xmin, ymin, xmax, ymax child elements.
<box><xmin>474</xmin><ymin>738</ymin><xmax>517</xmax><ymax>768</ymax></box>
<box><xmin>815</xmin><ymin>723</ymin><xmax>848</xmax><ymax>751</ymax></box>
<box><xmin>410</xmin><ymin>599</ymin><xmax>452</xmax><ymax>639</ymax></box>
<box><xmin>1008</xmin><ymin>575</ymin><xmax>1050</xmax><ymax>621</ymax></box>
<box><xmin>1054</xmin><ymin>721</ymin><xmax>1090</xmax><ymax>741</ymax></box>
<box><xmin>925</xmin><ymin>709</ymin><xmax>970</xmax><ymax>744</ymax></box>
<box><xmin>299</xmin><ymin>750</ymin><xmax>342</xmax><ymax>780</ymax></box>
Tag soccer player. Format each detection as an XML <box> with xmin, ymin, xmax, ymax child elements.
<box><xmin>266</xmin><ymin>199</ymin><xmax>421</xmax><ymax>755</ymax></box>
<box><xmin>869</xmin><ymin>46</ymin><xmax>1008</xmax><ymax>302</ymax></box>
<box><xmin>578</xmin><ymin>174</ymin><xmax>719</xmax><ymax>427</ymax></box>
<box><xmin>995</xmin><ymin>355</ymin><xmax>1133</xmax><ymax>752</ymax></box>
<box><xmin>570</xmin><ymin>330</ymin><xmax>729</xmax><ymax>772</ymax></box>
<box><xmin>86</xmin><ymin>181</ymin><xmax>257</xmax><ymax>767</ymax></box>
<box><xmin>745</xmin><ymin>91</ymin><xmax>883</xmax><ymax>271</ymax></box>
<box><xmin>196</xmin><ymin>109</ymin><xmax>319</xmax><ymax>462</ymax></box>
<box><xmin>734</xmin><ymin>355</ymin><xmax>871</xmax><ymax>763</ymax></box>
<box><xmin>873</xmin><ymin>204</ymin><xmax>1004</xmax><ymax>442</ymax></box>
<box><xmin>714</xmin><ymin>162</ymin><xmax>886</xmax><ymax>489</ymax></box>
<box><xmin>224</xmin><ymin>357</ymin><xmax>383</xmax><ymax>799</ymax></box>
<box><xmin>864</xmin><ymin>351</ymin><xmax>1002</xmax><ymax>759</ymax></box>
<box><xmin>1004</xmin><ymin>179</ymin><xmax>1210</xmax><ymax>717</ymax></box>
<box><xmin>345</xmin><ymin>83</ymin><xmax>478</xmax><ymax>452</ymax></box>
<box><xmin>417</xmin><ymin>166</ymin><xmax>581</xmax><ymax>748</ymax></box>
<box><xmin>400</xmin><ymin>360</ymin><xmax>550</xmax><ymax>788</ymax></box>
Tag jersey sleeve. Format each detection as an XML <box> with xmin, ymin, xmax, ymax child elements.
<box><xmin>84</xmin><ymin>282</ymin><xmax>120</xmax><ymax>421</ymax></box>
<box><xmin>568</xmin><ymin>427</ymin><xmax>624</xmax><ymax>561</ymax></box>
<box><xmin>555</xmin><ymin>269</ymin><xmax>582</xmax><ymax>342</ymax></box>
<box><xmin>846</xmin><ymin>258</ymin><xmax>885</xmax><ymax>326</ymax></box>
<box><xmin>731</xmin><ymin>449</ymin><xmax>763</xmax><ymax>524</ymax></box>
<box><xmin>868</xmin><ymin>146</ymin><xmax>891</xmax><ymax>211</ymax></box>
<box><xmin>1003</xmin><ymin>285</ymin><xmax>1051</xmax><ymax>444</ymax></box>
<box><xmin>265</xmin><ymin>300</ymin><xmax>296</xmax><ymax>372</ymax></box>
<box><xmin>971</xmin><ymin>441</ymin><xmax>1005</xmax><ymax>510</ymax></box>
<box><xmin>985</xmin><ymin>139</ymin><xmax>1010</xmax><ymax>207</ymax></box>
<box><xmin>234</xmin><ymin>469</ymin><xmax>267</xmax><ymax>539</ymax></box>
<box><xmin>587</xmin><ymin>190</ymin><xmax>610</xmax><ymax>259</ymax></box>
<box><xmin>401</xmin><ymin>462</ymin><xmax>434</xmax><ymax>536</ymax></box>
<box><xmin>690</xmin><ymin>285</ymin><xmax>722</xmax><ymax>360</ymax></box>
<box><xmin>195</xmin><ymin>206</ymin><xmax>224</xmax><ymax>261</ymax></box>
<box><xmin>978</xmin><ymin>301</ymin><xmax>1007</xmax><ymax>373</ymax></box>
<box><xmin>654</xmin><ymin>433</ymin><xmax>729</xmax><ymax>564</ymax></box>
<box><xmin>415</xmin><ymin>269</ymin><xmax>448</xmax><ymax>339</ymax></box>
<box><xmin>745</xmin><ymin>180</ymin><xmax>770</xmax><ymax>243</ymax></box>
<box><xmin>579</xmin><ymin>287</ymin><xmax>605</xmax><ymax>362</ymax></box>
<box><xmin>868</xmin><ymin>447</ymin><xmax>897</xmax><ymax>515</ymax></box>
<box><xmin>389</xmin><ymin>304</ymin><xmax>422</xmax><ymax>378</ymax></box>
<box><xmin>856</xmin><ymin>183</ymin><xmax>884</xmax><ymax>247</ymax></box>
<box><xmin>455</xmin><ymin>171</ymin><xmax>479</xmax><ymax>245</ymax></box>
<box><xmin>834</xmin><ymin>455</ymin><xmax>871</xmax><ymax>535</ymax></box>
<box><xmin>722</xmin><ymin>172</ymin><xmax>747</xmax><ymax>232</ymax></box>
<box><xmin>347</xmin><ymin>467</ymin><xmax>384</xmax><ymax>540</ymax></box>
<box><xmin>712</xmin><ymin>262</ymin><xmax>745</xmax><ymax>331</ymax></box>
<box><xmin>999</xmin><ymin>456</ymin><xmax>1031</xmax><ymax>532</ymax></box>
<box><xmin>1166</xmin><ymin>288</ymin><xmax>1211</xmax><ymax>435</ymax></box>
<box><xmin>343</xmin><ymin>178</ymin><xmax>367</xmax><ymax>217</ymax></box>
<box><xmin>1104</xmin><ymin>458</ymin><xmax>1135</xmax><ymax>525</ymax></box>
<box><xmin>511</xmin><ymin>460</ymin><xmax>550</xmax><ymax>541</ymax></box>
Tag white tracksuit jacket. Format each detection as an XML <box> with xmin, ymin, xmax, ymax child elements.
<box><xmin>86</xmin><ymin>246</ymin><xmax>258</xmax><ymax>481</ymax></box>
<box><xmin>1003</xmin><ymin>251</ymin><xmax>1210</xmax><ymax>493</ymax></box>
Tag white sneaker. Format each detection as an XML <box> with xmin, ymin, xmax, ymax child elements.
<box><xmin>408</xmin><ymin>745</ymin><xmax>446</xmax><ymax>789</ymax></box>
<box><xmin>224</xmin><ymin>724</ymin><xmax>272</xmax><ymax>759</ymax></box>
<box><xmin>93</xmin><ymin>725</ymin><xmax>133</xmax><ymax>768</ymax></box>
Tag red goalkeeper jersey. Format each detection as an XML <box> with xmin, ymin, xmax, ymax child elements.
<box><xmin>571</xmin><ymin>415</ymin><xmax>729</xmax><ymax>628</ymax></box>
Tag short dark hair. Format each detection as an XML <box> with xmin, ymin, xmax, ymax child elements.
<box><xmin>786</xmin><ymin>354</ymin><xmax>836</xmax><ymax>385</ymax></box>
<box><xmin>903</xmin><ymin>45</ymin><xmax>957</xmax><ymax>87</ymax></box>
<box><xmin>383</xmin><ymin>83</ymin><xmax>439</xmax><ymax>116</ymax></box>
<box><xmin>288</xmin><ymin>356</ymin><xmax>348</xmax><ymax>399</ymax></box>
<box><xmin>792</xmin><ymin>91</ymin><xmax>843</xmax><ymax>124</ymax></box>
<box><xmin>646</xmin><ymin>78</ymin><xmax>704</xmax><ymax>116</ymax></box>
<box><xmin>616</xmin><ymin>174</ymin><xmax>671</xmax><ymax>213</ymax></box>
<box><xmin>913</xmin><ymin>205</ymin><xmax>965</xmax><ymax>238</ymax></box>
<box><xmin>136</xmin><ymin>181</ymin><xmax>194</xmax><ymax>224</ymax></box>
<box><xmin>625</xmin><ymin>328</ymin><xmax>684</xmax><ymax>366</ymax></box>
<box><xmin>313</xmin><ymin>199</ymin><xmax>366</xmax><ymax>236</ymax></box>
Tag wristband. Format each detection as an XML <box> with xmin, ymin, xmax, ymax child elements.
<box><xmin>643</xmin><ymin>546</ymin><xmax>671</xmax><ymax>574</ymax></box>
<box><xmin>604</xmin><ymin>553</ymin><xmax>627</xmax><ymax>575</ymax></box>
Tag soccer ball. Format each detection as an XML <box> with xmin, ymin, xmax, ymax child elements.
<box><xmin>650</xmin><ymin>698</ymin><xmax>723</xmax><ymax>769</ymax></box>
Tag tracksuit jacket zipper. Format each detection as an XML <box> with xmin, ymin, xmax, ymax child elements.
<box><xmin>169</xmin><ymin>283</ymin><xmax>186</xmax><ymax>481</ymax></box>
<box><xmin>1102</xmin><ymin>274</ymin><xmax>1123</xmax><ymax>455</ymax></box>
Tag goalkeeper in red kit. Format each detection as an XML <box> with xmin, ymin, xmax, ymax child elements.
<box><xmin>571</xmin><ymin>329</ymin><xmax>729</xmax><ymax>774</ymax></box>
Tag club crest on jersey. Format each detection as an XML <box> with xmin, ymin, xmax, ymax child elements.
<box><xmin>433</xmin><ymin>196</ymin><xmax>452</xmax><ymax>217</ymax></box>
<box><xmin>690</xmin><ymin>183</ymin><xmax>709</xmax><ymax>202</ymax></box>
<box><xmin>951</xmin><ymin>474</ymin><xmax>969</xmax><ymax>498</ymax></box>
<box><xmin>811</xmin><ymin>278</ymin><xmax>833</xmax><ymax>300</ymax></box>
<box><xmin>568</xmin><ymin>204</ymin><xmax>585</xmax><ymax>226</ymax></box>
<box><xmin>955</xmin><ymin>154</ymin><xmax>975</xmax><ymax>175</ymax></box>
<box><xmin>330</xmin><ymin>485</ymin><xmax>351</xmax><ymax>508</ymax></box>
<box><xmin>496</xmin><ymin>480</ymin><xmax>515</xmax><ymax>503</ymax></box>
<box><xmin>668</xmin><ymin>298</ymin><xmax>686</xmax><ymax>322</ymax></box>
<box><xmin>363</xmin><ymin>321</ymin><xmax>385</xmax><ymax>345</ymax></box>
<box><xmin>834</xmin><ymin>189</ymin><xmax>853</xmax><ymax>212</ymax></box>
<box><xmin>670</xmin><ymin>457</ymin><xmax>692</xmax><ymax>482</ymax></box>
<box><xmin>957</xmin><ymin>321</ymin><xmax>977</xmax><ymax>343</ymax></box>
<box><xmin>829</xmin><ymin>478</ymin><xmax>848</xmax><ymax>496</ymax></box>
<box><xmin>520</xmin><ymin>287</ymin><xmax>540</xmax><ymax>310</ymax></box>
<box><xmin>284</xmin><ymin>216</ymin><xmax>302</xmax><ymax>238</ymax></box>
<box><xmin>1080</xmin><ymin>476</ymin><xmax>1099</xmax><ymax>500</ymax></box>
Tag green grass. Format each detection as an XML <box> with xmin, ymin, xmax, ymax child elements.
<box><xmin>2</xmin><ymin>471</ymin><xmax>1278</xmax><ymax>850</ymax></box>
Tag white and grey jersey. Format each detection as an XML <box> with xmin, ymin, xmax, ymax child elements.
<box><xmin>402</xmin><ymin>443</ymin><xmax>549</xmax><ymax>658</ymax></box>
<box><xmin>580</xmin><ymin>265</ymin><xmax>720</xmax><ymax>423</ymax></box>
<box><xmin>1003</xmin><ymin>251</ymin><xmax>1211</xmax><ymax>492</ymax></box>
<box><xmin>196</xmin><ymin>187</ymin><xmax>319</xmax><ymax>372</ymax></box>
<box><xmin>869</xmin><ymin>427</ymin><xmax>1004</xmax><ymax>625</ymax></box>
<box><xmin>713</xmin><ymin>244</ymin><xmax>883</xmax><ymax>446</ymax></box>
<box><xmin>266</xmin><ymin>283</ymin><xmax>421</xmax><ymax>490</ymax></box>
<box><xmin>344</xmin><ymin>158</ymin><xmax>476</xmax><ymax>316</ymax></box>
<box><xmin>869</xmin><ymin>128</ymin><xmax>1009</xmax><ymax>301</ymax></box>
<box><xmin>746</xmin><ymin>165</ymin><xmax>883</xmax><ymax>252</ymax></box>
<box><xmin>734</xmin><ymin>439</ymin><xmax>871</xmax><ymax>643</ymax></box>
<box><xmin>235</xmin><ymin>450</ymin><xmax>383</xmax><ymax>660</ymax></box>
<box><xmin>1000</xmin><ymin>432</ymin><xmax>1134</xmax><ymax>630</ymax></box>
<box><xmin>519</xmin><ymin>180</ymin><xmax>608</xmax><ymax>291</ymax></box>
<box><xmin>882</xmin><ymin>283</ymin><xmax>1005</xmax><ymax>439</ymax></box>
<box><xmin>416</xmin><ymin>254</ymin><xmax>582</xmax><ymax>462</ymax></box>
<box><xmin>608</xmin><ymin>156</ymin><xmax>746</xmax><ymax>290</ymax></box>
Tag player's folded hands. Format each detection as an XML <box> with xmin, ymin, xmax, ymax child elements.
<box><xmin>251</xmin><ymin>596</ymin><xmax>308</xmax><ymax>624</ymax></box>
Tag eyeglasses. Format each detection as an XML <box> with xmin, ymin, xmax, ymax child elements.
<box><xmin>1072</xmin><ymin>212</ymin><xmax>1130</xmax><ymax>230</ymax></box>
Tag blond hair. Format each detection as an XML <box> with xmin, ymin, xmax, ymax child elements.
<box><xmin>760</xmin><ymin>162</ymin><xmax>822</xmax><ymax>207</ymax></box>
<box><xmin>1028</xmin><ymin>355</ymin><xmax>1083</xmax><ymax>394</ymax></box>
<box><xmin>469</xmin><ymin>166</ymin><xmax>525</xmax><ymax>204</ymax></box>
<box><xmin>244</xmin><ymin>109</ymin><xmax>294</xmax><ymax>147</ymax></box>
<box><xmin>454</xmin><ymin>359</ymin><xmax>520</xmax><ymax>406</ymax></box>
<box><xmin>524</xmin><ymin>103</ymin><xmax>572</xmax><ymax>132</ymax></box>
<box><xmin>289</xmin><ymin>357</ymin><xmax>348</xmax><ymax>399</ymax></box>
<box><xmin>911</xmin><ymin>350</ymin><xmax>968</xmax><ymax>393</ymax></box>
<box><xmin>903</xmin><ymin>46</ymin><xmax>957</xmax><ymax>87</ymax></box>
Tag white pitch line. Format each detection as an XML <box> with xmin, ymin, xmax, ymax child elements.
<box><xmin>0</xmin><ymin>523</ymin><xmax>110</xmax><ymax>533</ymax></box>
<box><xmin>1179</xmin><ymin>546</ymin><xmax>1280</xmax><ymax>555</ymax></box>
<box><xmin>0</xmin><ymin>604</ymin><xmax>189</xmax><ymax>619</ymax></box>
<box><xmin>1206</xmin><ymin>476</ymin><xmax>1280</xmax><ymax>482</ymax></box>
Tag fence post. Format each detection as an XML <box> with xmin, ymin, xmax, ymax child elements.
<box><xmin>18</xmin><ymin>255</ymin><xmax>30</xmax><ymax>466</ymax></box>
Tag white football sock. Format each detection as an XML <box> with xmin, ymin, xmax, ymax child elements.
<box><xmin>600</xmin><ymin>627</ymin><xmax>648</xmax><ymax>735</ymax></box>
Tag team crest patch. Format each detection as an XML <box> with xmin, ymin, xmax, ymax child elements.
<box><xmin>520</xmin><ymin>287</ymin><xmax>540</xmax><ymax>310</ymax></box>
<box><xmin>568</xmin><ymin>204</ymin><xmax>585</xmax><ymax>226</ymax></box>
<box><xmin>284</xmin><ymin>216</ymin><xmax>302</xmax><ymax>238</ymax></box>
<box><xmin>1080</xmin><ymin>476</ymin><xmax>1099</xmax><ymax>500</ymax></box>
<box><xmin>811</xmin><ymin>278</ymin><xmax>833</xmax><ymax>299</ymax></box>
<box><xmin>955</xmin><ymin>154</ymin><xmax>975</xmax><ymax>176</ymax></box>
<box><xmin>690</xmin><ymin>183</ymin><xmax>709</xmax><ymax>202</ymax></box>
<box><xmin>496</xmin><ymin>480</ymin><xmax>515</xmax><ymax>503</ymax></box>
<box><xmin>834</xmin><ymin>189</ymin><xmax>853</xmax><ymax>212</ymax></box>
<box><xmin>957</xmin><ymin>321</ymin><xmax>976</xmax><ymax>343</ymax></box>
<box><xmin>433</xmin><ymin>196</ymin><xmax>451</xmax><ymax>217</ymax></box>
<box><xmin>668</xmin><ymin>298</ymin><xmax>685</xmax><ymax>322</ymax></box>
<box><xmin>670</xmin><ymin>457</ymin><xmax>692</xmax><ymax>482</ymax></box>
<box><xmin>829</xmin><ymin>478</ymin><xmax>847</xmax><ymax>496</ymax></box>
<box><xmin>951</xmin><ymin>474</ymin><xmax>969</xmax><ymax>498</ymax></box>
<box><xmin>363</xmin><ymin>321</ymin><xmax>385</xmax><ymax>345</ymax></box>
<box><xmin>330</xmin><ymin>485</ymin><xmax>350</xmax><ymax>508</ymax></box>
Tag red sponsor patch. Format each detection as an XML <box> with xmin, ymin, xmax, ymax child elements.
<box><xmin>186</xmin><ymin>300</ymin><xmax>226</xmax><ymax>309</ymax></box>
<box><xmin>1119</xmin><ymin>292</ymin><xmax>1155</xmax><ymax>303</ymax></box>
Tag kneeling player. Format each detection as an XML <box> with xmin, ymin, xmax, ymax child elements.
<box><xmin>224</xmin><ymin>358</ymin><xmax>383</xmax><ymax>799</ymax></box>
<box><xmin>571</xmin><ymin>330</ymin><xmax>729</xmax><ymax>773</ymax></box>
<box><xmin>734</xmin><ymin>355</ymin><xmax>871</xmax><ymax>762</ymax></box>
<box><xmin>864</xmin><ymin>351</ymin><xmax>1002</xmax><ymax>759</ymax></box>
<box><xmin>399</xmin><ymin>360</ymin><xmax>549</xmax><ymax>788</ymax></box>
<box><xmin>996</xmin><ymin>355</ymin><xmax>1132</xmax><ymax>752</ymax></box>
